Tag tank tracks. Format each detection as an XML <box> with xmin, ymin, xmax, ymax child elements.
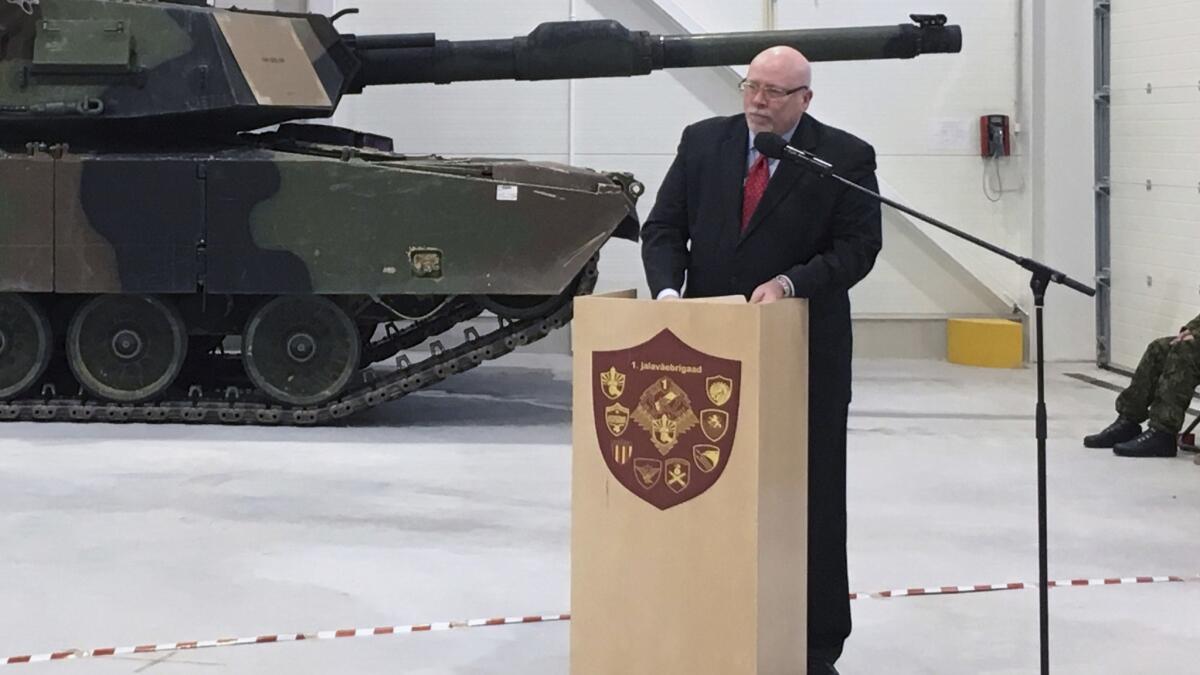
<box><xmin>0</xmin><ymin>258</ymin><xmax>597</xmax><ymax>426</ymax></box>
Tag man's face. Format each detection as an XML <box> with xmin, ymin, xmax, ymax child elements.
<box><xmin>742</xmin><ymin>55</ymin><xmax>812</xmax><ymax>136</ymax></box>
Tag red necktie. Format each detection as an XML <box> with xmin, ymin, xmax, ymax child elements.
<box><xmin>741</xmin><ymin>154</ymin><xmax>769</xmax><ymax>231</ymax></box>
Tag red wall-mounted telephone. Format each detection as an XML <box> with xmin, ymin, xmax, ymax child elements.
<box><xmin>980</xmin><ymin>114</ymin><xmax>1010</xmax><ymax>157</ymax></box>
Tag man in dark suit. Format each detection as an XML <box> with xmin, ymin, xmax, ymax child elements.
<box><xmin>640</xmin><ymin>46</ymin><xmax>882</xmax><ymax>674</ymax></box>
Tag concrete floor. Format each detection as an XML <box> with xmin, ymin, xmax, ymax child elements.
<box><xmin>0</xmin><ymin>355</ymin><xmax>1197</xmax><ymax>674</ymax></box>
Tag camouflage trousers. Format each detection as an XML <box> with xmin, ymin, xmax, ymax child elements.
<box><xmin>1116</xmin><ymin>336</ymin><xmax>1200</xmax><ymax>433</ymax></box>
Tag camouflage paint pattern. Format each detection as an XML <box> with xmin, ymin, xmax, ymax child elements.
<box><xmin>0</xmin><ymin>153</ymin><xmax>53</xmax><ymax>291</ymax></box>
<box><xmin>0</xmin><ymin>0</ymin><xmax>198</xmax><ymax>115</ymax></box>
<box><xmin>1</xmin><ymin>144</ymin><xmax>633</xmax><ymax>296</ymax></box>
<box><xmin>232</xmin><ymin>153</ymin><xmax>631</xmax><ymax>295</ymax></box>
<box><xmin>0</xmin><ymin>0</ymin><xmax>346</xmax><ymax>132</ymax></box>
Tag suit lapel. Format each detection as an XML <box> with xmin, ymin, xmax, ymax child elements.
<box><xmin>738</xmin><ymin>114</ymin><xmax>821</xmax><ymax>246</ymax></box>
<box><xmin>717</xmin><ymin>120</ymin><xmax>748</xmax><ymax>249</ymax></box>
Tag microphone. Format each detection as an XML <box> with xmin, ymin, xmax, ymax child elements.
<box><xmin>753</xmin><ymin>131</ymin><xmax>833</xmax><ymax>176</ymax></box>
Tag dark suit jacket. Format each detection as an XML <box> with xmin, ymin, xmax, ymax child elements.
<box><xmin>641</xmin><ymin>113</ymin><xmax>882</xmax><ymax>402</ymax></box>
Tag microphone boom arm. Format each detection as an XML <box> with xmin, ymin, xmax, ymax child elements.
<box><xmin>752</xmin><ymin>131</ymin><xmax>1094</xmax><ymax>296</ymax></box>
<box><xmin>823</xmin><ymin>166</ymin><xmax>1094</xmax><ymax>296</ymax></box>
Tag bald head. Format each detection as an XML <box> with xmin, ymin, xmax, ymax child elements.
<box><xmin>742</xmin><ymin>46</ymin><xmax>814</xmax><ymax>136</ymax></box>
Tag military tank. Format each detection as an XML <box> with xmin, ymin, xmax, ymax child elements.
<box><xmin>0</xmin><ymin>0</ymin><xmax>961</xmax><ymax>424</ymax></box>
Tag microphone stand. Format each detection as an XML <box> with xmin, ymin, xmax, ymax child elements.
<box><xmin>773</xmin><ymin>142</ymin><xmax>1095</xmax><ymax>675</ymax></box>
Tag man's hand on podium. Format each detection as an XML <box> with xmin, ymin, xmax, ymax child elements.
<box><xmin>750</xmin><ymin>277</ymin><xmax>790</xmax><ymax>304</ymax></box>
<box><xmin>656</xmin><ymin>278</ymin><xmax>793</xmax><ymax>303</ymax></box>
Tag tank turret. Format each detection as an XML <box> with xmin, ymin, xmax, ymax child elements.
<box><xmin>0</xmin><ymin>0</ymin><xmax>959</xmax><ymax>139</ymax></box>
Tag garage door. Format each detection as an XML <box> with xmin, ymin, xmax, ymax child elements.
<box><xmin>1105</xmin><ymin>1</ymin><xmax>1200</xmax><ymax>369</ymax></box>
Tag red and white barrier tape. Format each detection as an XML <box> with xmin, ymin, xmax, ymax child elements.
<box><xmin>849</xmin><ymin>574</ymin><xmax>1199</xmax><ymax>600</ymax></box>
<box><xmin>3</xmin><ymin>574</ymin><xmax>1198</xmax><ymax>666</ymax></box>
<box><xmin>1</xmin><ymin>614</ymin><xmax>569</xmax><ymax>666</ymax></box>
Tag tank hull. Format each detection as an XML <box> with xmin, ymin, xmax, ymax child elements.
<box><xmin>0</xmin><ymin>144</ymin><xmax>635</xmax><ymax>296</ymax></box>
<box><xmin>0</xmin><ymin>135</ymin><xmax>635</xmax><ymax>420</ymax></box>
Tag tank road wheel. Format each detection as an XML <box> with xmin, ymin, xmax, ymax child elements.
<box><xmin>0</xmin><ymin>294</ymin><xmax>52</xmax><ymax>399</ymax></box>
<box><xmin>476</xmin><ymin>265</ymin><xmax>587</xmax><ymax>321</ymax></box>
<box><xmin>477</xmin><ymin>293</ymin><xmax>565</xmax><ymax>321</ymax></box>
<box><xmin>242</xmin><ymin>296</ymin><xmax>361</xmax><ymax>407</ymax></box>
<box><xmin>476</xmin><ymin>273</ymin><xmax>581</xmax><ymax>321</ymax></box>
<box><xmin>66</xmin><ymin>295</ymin><xmax>189</xmax><ymax>403</ymax></box>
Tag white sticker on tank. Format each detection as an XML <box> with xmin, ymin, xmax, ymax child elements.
<box><xmin>496</xmin><ymin>185</ymin><xmax>519</xmax><ymax>201</ymax></box>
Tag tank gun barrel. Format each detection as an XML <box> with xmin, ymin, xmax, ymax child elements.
<box><xmin>0</xmin><ymin>3</ymin><xmax>961</xmax><ymax>139</ymax></box>
<box><xmin>345</xmin><ymin>14</ymin><xmax>961</xmax><ymax>90</ymax></box>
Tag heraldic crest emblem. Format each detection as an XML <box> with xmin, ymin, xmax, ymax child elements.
<box><xmin>592</xmin><ymin>328</ymin><xmax>742</xmax><ymax>510</ymax></box>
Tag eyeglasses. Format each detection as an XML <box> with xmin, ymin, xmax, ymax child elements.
<box><xmin>737</xmin><ymin>79</ymin><xmax>809</xmax><ymax>100</ymax></box>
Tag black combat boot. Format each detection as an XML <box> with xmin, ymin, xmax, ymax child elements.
<box><xmin>1113</xmin><ymin>429</ymin><xmax>1177</xmax><ymax>458</ymax></box>
<box><xmin>1083</xmin><ymin>417</ymin><xmax>1141</xmax><ymax>448</ymax></box>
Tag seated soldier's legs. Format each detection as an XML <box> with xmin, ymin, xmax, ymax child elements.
<box><xmin>1146</xmin><ymin>336</ymin><xmax>1200</xmax><ymax>434</ymax></box>
<box><xmin>1085</xmin><ymin>337</ymin><xmax>1172</xmax><ymax>447</ymax></box>
<box><xmin>1114</xmin><ymin>337</ymin><xmax>1200</xmax><ymax>457</ymax></box>
<box><xmin>1116</xmin><ymin>336</ymin><xmax>1173</xmax><ymax>423</ymax></box>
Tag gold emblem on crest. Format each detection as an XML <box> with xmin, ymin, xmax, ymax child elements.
<box><xmin>599</xmin><ymin>366</ymin><xmax>626</xmax><ymax>400</ymax></box>
<box><xmin>706</xmin><ymin>376</ymin><xmax>733</xmax><ymax>407</ymax></box>
<box><xmin>633</xmin><ymin>458</ymin><xmax>663</xmax><ymax>489</ymax></box>
<box><xmin>664</xmin><ymin>459</ymin><xmax>691</xmax><ymax>493</ymax></box>
<box><xmin>632</xmin><ymin>376</ymin><xmax>698</xmax><ymax>455</ymax></box>
<box><xmin>605</xmin><ymin>403</ymin><xmax>630</xmax><ymax>436</ymax></box>
<box><xmin>693</xmin><ymin>445</ymin><xmax>721</xmax><ymax>473</ymax></box>
<box><xmin>612</xmin><ymin>440</ymin><xmax>633</xmax><ymax>465</ymax></box>
<box><xmin>650</xmin><ymin>414</ymin><xmax>678</xmax><ymax>453</ymax></box>
<box><xmin>700</xmin><ymin>409</ymin><xmax>729</xmax><ymax>442</ymax></box>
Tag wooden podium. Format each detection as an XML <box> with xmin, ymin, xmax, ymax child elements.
<box><xmin>570</xmin><ymin>292</ymin><xmax>809</xmax><ymax>675</ymax></box>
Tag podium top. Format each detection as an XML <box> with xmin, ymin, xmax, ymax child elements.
<box><xmin>590</xmin><ymin>289</ymin><xmax>744</xmax><ymax>304</ymax></box>
<box><xmin>580</xmin><ymin>291</ymin><xmax>808</xmax><ymax>313</ymax></box>
<box><xmin>574</xmin><ymin>293</ymin><xmax>809</xmax><ymax>361</ymax></box>
<box><xmin>683</xmin><ymin>294</ymin><xmax>746</xmax><ymax>304</ymax></box>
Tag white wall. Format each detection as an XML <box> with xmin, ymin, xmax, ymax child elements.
<box><xmin>299</xmin><ymin>0</ymin><xmax>1097</xmax><ymax>360</ymax></box>
<box><xmin>1105</xmin><ymin>0</ymin><xmax>1200</xmax><ymax>370</ymax></box>
<box><xmin>1027</xmin><ymin>0</ymin><xmax>1098</xmax><ymax>362</ymax></box>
